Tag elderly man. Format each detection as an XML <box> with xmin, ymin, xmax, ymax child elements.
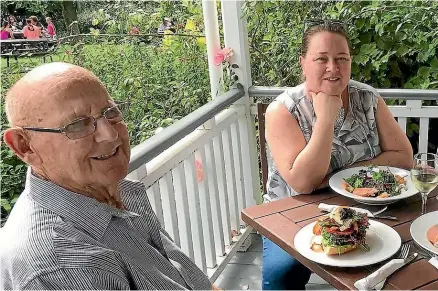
<box><xmin>1</xmin><ymin>62</ymin><xmax>212</xmax><ymax>290</ymax></box>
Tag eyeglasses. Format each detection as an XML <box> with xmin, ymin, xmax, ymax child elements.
<box><xmin>22</xmin><ymin>102</ymin><xmax>129</xmax><ymax>140</ymax></box>
<box><xmin>304</xmin><ymin>19</ymin><xmax>347</xmax><ymax>32</ymax></box>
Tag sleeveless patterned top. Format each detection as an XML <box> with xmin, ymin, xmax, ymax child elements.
<box><xmin>265</xmin><ymin>79</ymin><xmax>381</xmax><ymax>202</ymax></box>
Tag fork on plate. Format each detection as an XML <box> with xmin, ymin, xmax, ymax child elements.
<box><xmin>369</xmin><ymin>206</ymin><xmax>398</xmax><ymax>220</ymax></box>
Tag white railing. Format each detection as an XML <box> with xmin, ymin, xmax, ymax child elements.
<box><xmin>126</xmin><ymin>89</ymin><xmax>258</xmax><ymax>281</ymax></box>
<box><xmin>390</xmin><ymin>100</ymin><xmax>438</xmax><ymax>153</ymax></box>
<box><xmin>126</xmin><ymin>85</ymin><xmax>438</xmax><ymax>282</ymax></box>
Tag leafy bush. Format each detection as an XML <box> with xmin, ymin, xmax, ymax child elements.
<box><xmin>1</xmin><ymin>33</ymin><xmax>209</xmax><ymax>225</ymax></box>
<box><xmin>244</xmin><ymin>1</ymin><xmax>438</xmax><ymax>90</ymax></box>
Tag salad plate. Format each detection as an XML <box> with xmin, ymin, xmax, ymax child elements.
<box><xmin>294</xmin><ymin>219</ymin><xmax>401</xmax><ymax>267</ymax></box>
<box><xmin>329</xmin><ymin>166</ymin><xmax>418</xmax><ymax>205</ymax></box>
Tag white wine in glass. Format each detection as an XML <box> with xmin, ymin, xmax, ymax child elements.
<box><xmin>411</xmin><ymin>153</ymin><xmax>438</xmax><ymax>215</ymax></box>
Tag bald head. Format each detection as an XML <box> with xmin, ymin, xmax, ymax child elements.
<box><xmin>3</xmin><ymin>62</ymin><xmax>131</xmax><ymax>203</ymax></box>
<box><xmin>5</xmin><ymin>62</ymin><xmax>106</xmax><ymax>126</ymax></box>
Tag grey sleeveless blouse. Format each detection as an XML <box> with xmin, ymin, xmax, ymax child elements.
<box><xmin>265</xmin><ymin>79</ymin><xmax>381</xmax><ymax>201</ymax></box>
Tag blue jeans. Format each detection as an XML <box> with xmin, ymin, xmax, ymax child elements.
<box><xmin>262</xmin><ymin>236</ymin><xmax>311</xmax><ymax>290</ymax></box>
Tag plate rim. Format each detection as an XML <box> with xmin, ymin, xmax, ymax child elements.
<box><xmin>294</xmin><ymin>219</ymin><xmax>401</xmax><ymax>267</ymax></box>
<box><xmin>410</xmin><ymin>211</ymin><xmax>438</xmax><ymax>255</ymax></box>
<box><xmin>329</xmin><ymin>166</ymin><xmax>418</xmax><ymax>202</ymax></box>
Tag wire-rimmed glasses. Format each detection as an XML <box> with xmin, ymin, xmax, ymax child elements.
<box><xmin>21</xmin><ymin>102</ymin><xmax>129</xmax><ymax>140</ymax></box>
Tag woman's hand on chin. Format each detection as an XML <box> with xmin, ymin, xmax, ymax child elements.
<box><xmin>309</xmin><ymin>91</ymin><xmax>342</xmax><ymax>124</ymax></box>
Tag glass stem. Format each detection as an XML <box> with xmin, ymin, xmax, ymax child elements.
<box><xmin>421</xmin><ymin>192</ymin><xmax>428</xmax><ymax>214</ymax></box>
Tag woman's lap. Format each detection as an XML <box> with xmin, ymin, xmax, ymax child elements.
<box><xmin>262</xmin><ymin>236</ymin><xmax>311</xmax><ymax>290</ymax></box>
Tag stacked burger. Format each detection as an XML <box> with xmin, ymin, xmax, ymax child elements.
<box><xmin>311</xmin><ymin>206</ymin><xmax>370</xmax><ymax>255</ymax></box>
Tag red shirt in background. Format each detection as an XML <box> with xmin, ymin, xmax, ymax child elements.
<box><xmin>47</xmin><ymin>23</ymin><xmax>56</xmax><ymax>37</ymax></box>
<box><xmin>23</xmin><ymin>25</ymin><xmax>41</xmax><ymax>40</ymax></box>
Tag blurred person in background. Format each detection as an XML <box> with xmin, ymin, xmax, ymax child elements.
<box><xmin>45</xmin><ymin>17</ymin><xmax>56</xmax><ymax>38</ymax></box>
<box><xmin>22</xmin><ymin>18</ymin><xmax>41</xmax><ymax>40</ymax></box>
<box><xmin>1</xmin><ymin>21</ymin><xmax>14</xmax><ymax>40</ymax></box>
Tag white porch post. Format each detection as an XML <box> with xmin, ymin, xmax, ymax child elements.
<box><xmin>221</xmin><ymin>0</ymin><xmax>261</xmax><ymax>206</ymax></box>
<box><xmin>202</xmin><ymin>0</ymin><xmax>223</xmax><ymax>101</ymax></box>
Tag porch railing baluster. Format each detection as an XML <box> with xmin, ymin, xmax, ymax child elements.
<box><xmin>230</xmin><ymin>121</ymin><xmax>246</xmax><ymax>220</ymax></box>
<box><xmin>146</xmin><ymin>183</ymin><xmax>164</xmax><ymax>227</ymax></box>
<box><xmin>184</xmin><ymin>154</ymin><xmax>207</xmax><ymax>273</ymax></box>
<box><xmin>204</xmin><ymin>140</ymin><xmax>226</xmax><ymax>256</ymax></box>
<box><xmin>212</xmin><ymin>134</ymin><xmax>232</xmax><ymax>246</ymax></box>
<box><xmin>221</xmin><ymin>127</ymin><xmax>240</xmax><ymax>232</ymax></box>
<box><xmin>171</xmin><ymin>163</ymin><xmax>195</xmax><ymax>260</ymax></box>
<box><xmin>159</xmin><ymin>172</ymin><xmax>180</xmax><ymax>247</ymax></box>
<box><xmin>196</xmin><ymin>147</ymin><xmax>217</xmax><ymax>268</ymax></box>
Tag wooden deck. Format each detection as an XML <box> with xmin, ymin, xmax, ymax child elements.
<box><xmin>214</xmin><ymin>233</ymin><xmax>336</xmax><ymax>290</ymax></box>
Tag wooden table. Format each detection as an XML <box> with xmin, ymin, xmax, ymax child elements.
<box><xmin>242</xmin><ymin>189</ymin><xmax>438</xmax><ymax>290</ymax></box>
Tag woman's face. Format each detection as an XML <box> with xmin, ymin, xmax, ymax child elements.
<box><xmin>299</xmin><ymin>31</ymin><xmax>352</xmax><ymax>96</ymax></box>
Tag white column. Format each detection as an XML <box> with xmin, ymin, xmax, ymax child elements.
<box><xmin>201</xmin><ymin>0</ymin><xmax>222</xmax><ymax>129</ymax></box>
<box><xmin>221</xmin><ymin>0</ymin><xmax>260</xmax><ymax>206</ymax></box>
<box><xmin>202</xmin><ymin>0</ymin><xmax>223</xmax><ymax>100</ymax></box>
<box><xmin>221</xmin><ymin>0</ymin><xmax>252</xmax><ymax>96</ymax></box>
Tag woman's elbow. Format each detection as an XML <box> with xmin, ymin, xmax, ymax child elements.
<box><xmin>284</xmin><ymin>177</ymin><xmax>318</xmax><ymax>194</ymax></box>
<box><xmin>401</xmin><ymin>148</ymin><xmax>413</xmax><ymax>169</ymax></box>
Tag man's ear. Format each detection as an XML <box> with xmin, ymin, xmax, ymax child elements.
<box><xmin>3</xmin><ymin>128</ymin><xmax>40</xmax><ymax>165</ymax></box>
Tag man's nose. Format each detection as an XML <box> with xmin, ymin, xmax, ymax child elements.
<box><xmin>94</xmin><ymin>117</ymin><xmax>118</xmax><ymax>143</ymax></box>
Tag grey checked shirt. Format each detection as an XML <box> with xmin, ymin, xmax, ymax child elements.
<box><xmin>1</xmin><ymin>169</ymin><xmax>211</xmax><ymax>290</ymax></box>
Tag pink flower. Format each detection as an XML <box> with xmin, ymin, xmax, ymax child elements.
<box><xmin>214</xmin><ymin>47</ymin><xmax>233</xmax><ymax>66</ymax></box>
<box><xmin>129</xmin><ymin>26</ymin><xmax>140</xmax><ymax>35</ymax></box>
<box><xmin>195</xmin><ymin>159</ymin><xmax>205</xmax><ymax>182</ymax></box>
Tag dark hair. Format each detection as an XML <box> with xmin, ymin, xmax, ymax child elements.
<box><xmin>2</xmin><ymin>21</ymin><xmax>9</xmax><ymax>28</ymax></box>
<box><xmin>26</xmin><ymin>19</ymin><xmax>32</xmax><ymax>25</ymax></box>
<box><xmin>30</xmin><ymin>16</ymin><xmax>38</xmax><ymax>23</ymax></box>
<box><xmin>301</xmin><ymin>20</ymin><xmax>352</xmax><ymax>56</ymax></box>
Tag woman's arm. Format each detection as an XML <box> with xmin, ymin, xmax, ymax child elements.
<box><xmin>350</xmin><ymin>96</ymin><xmax>413</xmax><ymax>169</ymax></box>
<box><xmin>315</xmin><ymin>96</ymin><xmax>413</xmax><ymax>190</ymax></box>
<box><xmin>265</xmin><ymin>93</ymin><xmax>341</xmax><ymax>194</ymax></box>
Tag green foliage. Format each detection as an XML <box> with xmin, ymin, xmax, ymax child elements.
<box><xmin>244</xmin><ymin>1</ymin><xmax>438</xmax><ymax>90</ymax></box>
<box><xmin>1</xmin><ymin>33</ymin><xmax>209</xmax><ymax>225</ymax></box>
<box><xmin>78</xmin><ymin>0</ymin><xmax>204</xmax><ymax>35</ymax></box>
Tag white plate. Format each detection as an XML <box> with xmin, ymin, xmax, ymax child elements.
<box><xmin>329</xmin><ymin>166</ymin><xmax>418</xmax><ymax>205</ymax></box>
<box><xmin>410</xmin><ymin>211</ymin><xmax>438</xmax><ymax>255</ymax></box>
<box><xmin>294</xmin><ymin>220</ymin><xmax>401</xmax><ymax>267</ymax></box>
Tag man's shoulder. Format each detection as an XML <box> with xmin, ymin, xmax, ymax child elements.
<box><xmin>1</xmin><ymin>192</ymin><xmax>121</xmax><ymax>288</ymax></box>
<box><xmin>1</xmin><ymin>195</ymin><xmax>60</xmax><ymax>288</ymax></box>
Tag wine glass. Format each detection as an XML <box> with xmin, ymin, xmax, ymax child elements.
<box><xmin>411</xmin><ymin>153</ymin><xmax>438</xmax><ymax>215</ymax></box>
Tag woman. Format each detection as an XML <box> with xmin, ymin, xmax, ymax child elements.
<box><xmin>45</xmin><ymin>17</ymin><xmax>56</xmax><ymax>38</ymax></box>
<box><xmin>1</xmin><ymin>21</ymin><xmax>14</xmax><ymax>40</ymax></box>
<box><xmin>8</xmin><ymin>15</ymin><xmax>18</xmax><ymax>30</ymax></box>
<box><xmin>263</xmin><ymin>20</ymin><xmax>413</xmax><ymax>290</ymax></box>
<box><xmin>22</xmin><ymin>19</ymin><xmax>41</xmax><ymax>40</ymax></box>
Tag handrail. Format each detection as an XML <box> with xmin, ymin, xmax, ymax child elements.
<box><xmin>248</xmin><ymin>86</ymin><xmax>438</xmax><ymax>100</ymax></box>
<box><xmin>58</xmin><ymin>33</ymin><xmax>206</xmax><ymax>43</ymax></box>
<box><xmin>128</xmin><ymin>88</ymin><xmax>245</xmax><ymax>172</ymax></box>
